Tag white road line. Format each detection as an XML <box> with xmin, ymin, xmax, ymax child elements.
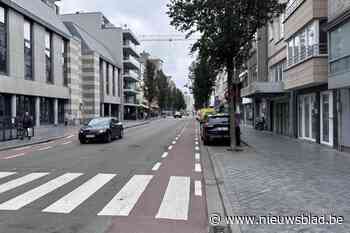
<box><xmin>195</xmin><ymin>180</ymin><xmax>202</xmax><ymax>197</ymax></box>
<box><xmin>156</xmin><ymin>176</ymin><xmax>191</xmax><ymax>220</ymax></box>
<box><xmin>0</xmin><ymin>173</ymin><xmax>49</xmax><ymax>194</ymax></box>
<box><xmin>98</xmin><ymin>175</ymin><xmax>153</xmax><ymax>216</ymax></box>
<box><xmin>168</xmin><ymin>145</ymin><xmax>173</xmax><ymax>150</ymax></box>
<box><xmin>195</xmin><ymin>163</ymin><xmax>202</xmax><ymax>173</ymax></box>
<box><xmin>65</xmin><ymin>135</ymin><xmax>75</xmax><ymax>139</ymax></box>
<box><xmin>0</xmin><ymin>173</ymin><xmax>83</xmax><ymax>210</ymax></box>
<box><xmin>13</xmin><ymin>146</ymin><xmax>32</xmax><ymax>151</ymax></box>
<box><xmin>152</xmin><ymin>162</ymin><xmax>162</xmax><ymax>171</ymax></box>
<box><xmin>161</xmin><ymin>152</ymin><xmax>168</xmax><ymax>158</ymax></box>
<box><xmin>3</xmin><ymin>153</ymin><xmax>26</xmax><ymax>160</ymax></box>
<box><xmin>175</xmin><ymin>137</ymin><xmax>178</xmax><ymax>140</ymax></box>
<box><xmin>195</xmin><ymin>146</ymin><xmax>200</xmax><ymax>151</ymax></box>
<box><xmin>43</xmin><ymin>173</ymin><xmax>115</xmax><ymax>214</ymax></box>
<box><xmin>172</xmin><ymin>141</ymin><xmax>176</xmax><ymax>145</ymax></box>
<box><xmin>37</xmin><ymin>146</ymin><xmax>53</xmax><ymax>151</ymax></box>
<box><xmin>61</xmin><ymin>141</ymin><xmax>72</xmax><ymax>145</ymax></box>
<box><xmin>0</xmin><ymin>172</ymin><xmax>16</xmax><ymax>179</ymax></box>
<box><xmin>195</xmin><ymin>153</ymin><xmax>201</xmax><ymax>161</ymax></box>
<box><xmin>195</xmin><ymin>141</ymin><xmax>199</xmax><ymax>145</ymax></box>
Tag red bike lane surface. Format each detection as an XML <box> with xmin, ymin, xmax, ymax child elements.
<box><xmin>107</xmin><ymin>120</ymin><xmax>207</xmax><ymax>233</ymax></box>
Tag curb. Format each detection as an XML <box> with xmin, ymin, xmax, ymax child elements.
<box><xmin>0</xmin><ymin>121</ymin><xmax>152</xmax><ymax>152</ymax></box>
<box><xmin>203</xmin><ymin>144</ymin><xmax>243</xmax><ymax>233</ymax></box>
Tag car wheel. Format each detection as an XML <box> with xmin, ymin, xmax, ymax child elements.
<box><xmin>80</xmin><ymin>139</ymin><xmax>87</xmax><ymax>144</ymax></box>
<box><xmin>105</xmin><ymin>132</ymin><xmax>112</xmax><ymax>143</ymax></box>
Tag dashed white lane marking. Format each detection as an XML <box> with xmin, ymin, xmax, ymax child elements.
<box><xmin>172</xmin><ymin>141</ymin><xmax>176</xmax><ymax>145</ymax></box>
<box><xmin>195</xmin><ymin>163</ymin><xmax>202</xmax><ymax>173</ymax></box>
<box><xmin>61</xmin><ymin>141</ymin><xmax>73</xmax><ymax>145</ymax></box>
<box><xmin>3</xmin><ymin>153</ymin><xmax>26</xmax><ymax>160</ymax></box>
<box><xmin>98</xmin><ymin>175</ymin><xmax>153</xmax><ymax>216</ymax></box>
<box><xmin>0</xmin><ymin>173</ymin><xmax>49</xmax><ymax>194</ymax></box>
<box><xmin>195</xmin><ymin>180</ymin><xmax>202</xmax><ymax>197</ymax></box>
<box><xmin>195</xmin><ymin>153</ymin><xmax>201</xmax><ymax>161</ymax></box>
<box><xmin>37</xmin><ymin>146</ymin><xmax>53</xmax><ymax>151</ymax></box>
<box><xmin>168</xmin><ymin>146</ymin><xmax>173</xmax><ymax>150</ymax></box>
<box><xmin>65</xmin><ymin>135</ymin><xmax>75</xmax><ymax>139</ymax></box>
<box><xmin>156</xmin><ymin>176</ymin><xmax>191</xmax><ymax>220</ymax></box>
<box><xmin>195</xmin><ymin>141</ymin><xmax>199</xmax><ymax>145</ymax></box>
<box><xmin>43</xmin><ymin>173</ymin><xmax>115</xmax><ymax>214</ymax></box>
<box><xmin>0</xmin><ymin>172</ymin><xmax>16</xmax><ymax>179</ymax></box>
<box><xmin>175</xmin><ymin>137</ymin><xmax>178</xmax><ymax>140</ymax></box>
<box><xmin>161</xmin><ymin>152</ymin><xmax>168</xmax><ymax>158</ymax></box>
<box><xmin>152</xmin><ymin>162</ymin><xmax>162</xmax><ymax>171</ymax></box>
<box><xmin>195</xmin><ymin>146</ymin><xmax>200</xmax><ymax>151</ymax></box>
<box><xmin>0</xmin><ymin>173</ymin><xmax>83</xmax><ymax>210</ymax></box>
<box><xmin>13</xmin><ymin>146</ymin><xmax>32</xmax><ymax>151</ymax></box>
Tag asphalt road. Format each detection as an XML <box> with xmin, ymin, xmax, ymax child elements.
<box><xmin>0</xmin><ymin>118</ymin><xmax>207</xmax><ymax>233</ymax></box>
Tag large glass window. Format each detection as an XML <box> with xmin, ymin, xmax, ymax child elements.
<box><xmin>24</xmin><ymin>20</ymin><xmax>33</xmax><ymax>80</ymax></box>
<box><xmin>112</xmin><ymin>66</ymin><xmax>116</xmax><ymax>96</ymax></box>
<box><xmin>40</xmin><ymin>97</ymin><xmax>54</xmax><ymax>124</ymax></box>
<box><xmin>0</xmin><ymin>6</ymin><xmax>7</xmax><ymax>74</ymax></box>
<box><xmin>62</xmin><ymin>39</ymin><xmax>68</xmax><ymax>86</ymax></box>
<box><xmin>106</xmin><ymin>63</ymin><xmax>110</xmax><ymax>95</ymax></box>
<box><xmin>45</xmin><ymin>31</ymin><xmax>53</xmax><ymax>83</ymax></box>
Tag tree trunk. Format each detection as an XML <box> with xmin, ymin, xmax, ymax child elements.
<box><xmin>227</xmin><ymin>60</ymin><xmax>236</xmax><ymax>150</ymax></box>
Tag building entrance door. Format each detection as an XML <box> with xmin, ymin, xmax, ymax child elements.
<box><xmin>298</xmin><ymin>94</ymin><xmax>316</xmax><ymax>142</ymax></box>
<box><xmin>320</xmin><ymin>91</ymin><xmax>334</xmax><ymax>146</ymax></box>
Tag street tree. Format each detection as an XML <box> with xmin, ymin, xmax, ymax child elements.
<box><xmin>167</xmin><ymin>0</ymin><xmax>284</xmax><ymax>148</ymax></box>
<box><xmin>156</xmin><ymin>70</ymin><xmax>170</xmax><ymax>112</ymax></box>
<box><xmin>143</xmin><ymin>60</ymin><xmax>158</xmax><ymax>114</ymax></box>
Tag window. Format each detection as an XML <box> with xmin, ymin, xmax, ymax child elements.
<box><xmin>294</xmin><ymin>35</ymin><xmax>300</xmax><ymax>63</ymax></box>
<box><xmin>268</xmin><ymin>22</ymin><xmax>274</xmax><ymax>41</ymax></box>
<box><xmin>45</xmin><ymin>31</ymin><xmax>53</xmax><ymax>83</ymax></box>
<box><xmin>0</xmin><ymin>6</ymin><xmax>7</xmax><ymax>74</ymax></box>
<box><xmin>62</xmin><ymin>39</ymin><xmax>68</xmax><ymax>86</ymax></box>
<box><xmin>24</xmin><ymin>20</ymin><xmax>33</xmax><ymax>80</ymax></box>
<box><xmin>112</xmin><ymin>66</ymin><xmax>116</xmax><ymax>96</ymax></box>
<box><xmin>270</xmin><ymin>60</ymin><xmax>286</xmax><ymax>82</ymax></box>
<box><xmin>279</xmin><ymin>13</ymin><xmax>285</xmax><ymax>39</ymax></box>
<box><xmin>106</xmin><ymin>63</ymin><xmax>110</xmax><ymax>95</ymax></box>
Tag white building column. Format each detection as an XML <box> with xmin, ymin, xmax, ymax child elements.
<box><xmin>35</xmin><ymin>97</ymin><xmax>40</xmax><ymax>127</ymax></box>
<box><xmin>54</xmin><ymin>98</ymin><xmax>58</xmax><ymax>126</ymax></box>
<box><xmin>11</xmin><ymin>95</ymin><xmax>16</xmax><ymax>119</ymax></box>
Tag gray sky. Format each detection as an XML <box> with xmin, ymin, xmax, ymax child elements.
<box><xmin>58</xmin><ymin>0</ymin><xmax>195</xmax><ymax>92</ymax></box>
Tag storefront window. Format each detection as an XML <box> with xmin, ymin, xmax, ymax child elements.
<box><xmin>40</xmin><ymin>97</ymin><xmax>54</xmax><ymax>124</ymax></box>
<box><xmin>24</xmin><ymin>20</ymin><xmax>33</xmax><ymax>80</ymax></box>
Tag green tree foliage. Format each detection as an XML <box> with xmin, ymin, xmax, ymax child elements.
<box><xmin>167</xmin><ymin>0</ymin><xmax>284</xmax><ymax>148</ymax></box>
<box><xmin>156</xmin><ymin>70</ymin><xmax>170</xmax><ymax>112</ymax></box>
<box><xmin>143</xmin><ymin>60</ymin><xmax>158</xmax><ymax>111</ymax></box>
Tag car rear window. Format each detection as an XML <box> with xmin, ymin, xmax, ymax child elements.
<box><xmin>208</xmin><ymin>117</ymin><xmax>229</xmax><ymax>124</ymax></box>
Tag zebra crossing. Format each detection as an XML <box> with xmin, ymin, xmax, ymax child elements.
<box><xmin>0</xmin><ymin>172</ymin><xmax>202</xmax><ymax>220</ymax></box>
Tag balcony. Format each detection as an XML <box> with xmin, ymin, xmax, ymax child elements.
<box><xmin>123</xmin><ymin>40</ymin><xmax>140</xmax><ymax>58</ymax></box>
<box><xmin>123</xmin><ymin>69</ymin><xmax>140</xmax><ymax>82</ymax></box>
<box><xmin>123</xmin><ymin>83</ymin><xmax>140</xmax><ymax>95</ymax></box>
<box><xmin>241</xmin><ymin>81</ymin><xmax>285</xmax><ymax>97</ymax></box>
<box><xmin>287</xmin><ymin>43</ymin><xmax>328</xmax><ymax>68</ymax></box>
<box><xmin>123</xmin><ymin>55</ymin><xmax>140</xmax><ymax>71</ymax></box>
<box><xmin>285</xmin><ymin>0</ymin><xmax>305</xmax><ymax>19</ymax></box>
<box><xmin>124</xmin><ymin>97</ymin><xmax>139</xmax><ymax>106</ymax></box>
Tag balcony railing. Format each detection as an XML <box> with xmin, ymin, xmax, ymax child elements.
<box><xmin>288</xmin><ymin>43</ymin><xmax>328</xmax><ymax>67</ymax></box>
<box><xmin>285</xmin><ymin>0</ymin><xmax>305</xmax><ymax>19</ymax></box>
<box><xmin>123</xmin><ymin>69</ymin><xmax>140</xmax><ymax>80</ymax></box>
<box><xmin>123</xmin><ymin>55</ymin><xmax>140</xmax><ymax>69</ymax></box>
<box><xmin>123</xmin><ymin>40</ymin><xmax>139</xmax><ymax>57</ymax></box>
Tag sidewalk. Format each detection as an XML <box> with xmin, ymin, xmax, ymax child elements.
<box><xmin>206</xmin><ymin>127</ymin><xmax>350</xmax><ymax>233</ymax></box>
<box><xmin>0</xmin><ymin>119</ymin><xmax>152</xmax><ymax>151</ymax></box>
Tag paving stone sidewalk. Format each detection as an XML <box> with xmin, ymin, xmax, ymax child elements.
<box><xmin>208</xmin><ymin>127</ymin><xmax>350</xmax><ymax>233</ymax></box>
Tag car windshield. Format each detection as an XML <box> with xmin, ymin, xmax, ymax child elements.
<box><xmin>208</xmin><ymin>117</ymin><xmax>229</xmax><ymax>124</ymax></box>
<box><xmin>87</xmin><ymin>119</ymin><xmax>110</xmax><ymax>128</ymax></box>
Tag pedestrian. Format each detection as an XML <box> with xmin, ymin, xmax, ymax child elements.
<box><xmin>22</xmin><ymin>112</ymin><xmax>33</xmax><ymax>140</ymax></box>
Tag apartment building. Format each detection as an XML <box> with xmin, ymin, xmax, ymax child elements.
<box><xmin>327</xmin><ymin>0</ymin><xmax>350</xmax><ymax>151</ymax></box>
<box><xmin>61</xmin><ymin>12</ymin><xmax>123</xmax><ymax>120</ymax></box>
<box><xmin>0</xmin><ymin>0</ymin><xmax>82</xmax><ymax>133</ymax></box>
<box><xmin>213</xmin><ymin>71</ymin><xmax>228</xmax><ymax>112</ymax></box>
<box><xmin>123</xmin><ymin>29</ymin><xmax>141</xmax><ymax>120</ymax></box>
<box><xmin>284</xmin><ymin>0</ymin><xmax>333</xmax><ymax>146</ymax></box>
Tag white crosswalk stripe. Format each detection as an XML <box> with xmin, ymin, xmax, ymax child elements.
<box><xmin>0</xmin><ymin>173</ymin><xmax>49</xmax><ymax>194</ymax></box>
<box><xmin>0</xmin><ymin>173</ymin><xmax>83</xmax><ymax>210</ymax></box>
<box><xmin>156</xmin><ymin>176</ymin><xmax>191</xmax><ymax>220</ymax></box>
<box><xmin>0</xmin><ymin>172</ymin><xmax>16</xmax><ymax>180</ymax></box>
<box><xmin>43</xmin><ymin>173</ymin><xmax>116</xmax><ymax>214</ymax></box>
<box><xmin>98</xmin><ymin>175</ymin><xmax>153</xmax><ymax>216</ymax></box>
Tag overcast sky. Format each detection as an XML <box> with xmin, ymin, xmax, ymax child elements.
<box><xmin>58</xmin><ymin>0</ymin><xmax>195</xmax><ymax>92</ymax></box>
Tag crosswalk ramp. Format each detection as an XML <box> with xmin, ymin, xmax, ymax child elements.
<box><xmin>0</xmin><ymin>172</ymin><xmax>202</xmax><ymax>220</ymax></box>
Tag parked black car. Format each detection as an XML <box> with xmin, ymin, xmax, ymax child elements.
<box><xmin>201</xmin><ymin>114</ymin><xmax>230</xmax><ymax>145</ymax></box>
<box><xmin>79</xmin><ymin>117</ymin><xmax>123</xmax><ymax>144</ymax></box>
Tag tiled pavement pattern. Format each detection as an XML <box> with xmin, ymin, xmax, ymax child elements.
<box><xmin>210</xmin><ymin>127</ymin><xmax>350</xmax><ymax>233</ymax></box>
